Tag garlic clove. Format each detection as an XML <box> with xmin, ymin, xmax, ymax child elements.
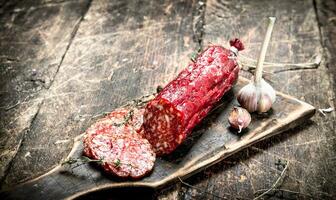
<box><xmin>228</xmin><ymin>107</ymin><xmax>251</xmax><ymax>133</ymax></box>
<box><xmin>257</xmin><ymin>92</ymin><xmax>273</xmax><ymax>113</ymax></box>
<box><xmin>237</xmin><ymin>83</ymin><xmax>258</xmax><ymax>112</ymax></box>
<box><xmin>260</xmin><ymin>79</ymin><xmax>276</xmax><ymax>103</ymax></box>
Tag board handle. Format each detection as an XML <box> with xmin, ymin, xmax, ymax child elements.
<box><xmin>0</xmin><ymin>136</ymin><xmax>98</xmax><ymax>200</ymax></box>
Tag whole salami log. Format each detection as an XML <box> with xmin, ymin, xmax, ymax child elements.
<box><xmin>83</xmin><ymin>107</ymin><xmax>155</xmax><ymax>179</ymax></box>
<box><xmin>142</xmin><ymin>39</ymin><xmax>244</xmax><ymax>156</ymax></box>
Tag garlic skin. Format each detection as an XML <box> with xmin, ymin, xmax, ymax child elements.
<box><xmin>237</xmin><ymin>83</ymin><xmax>258</xmax><ymax>112</ymax></box>
<box><xmin>259</xmin><ymin>78</ymin><xmax>276</xmax><ymax>102</ymax></box>
<box><xmin>228</xmin><ymin>107</ymin><xmax>251</xmax><ymax>133</ymax></box>
<box><xmin>237</xmin><ymin>79</ymin><xmax>276</xmax><ymax>113</ymax></box>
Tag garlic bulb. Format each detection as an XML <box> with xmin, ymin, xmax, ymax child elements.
<box><xmin>237</xmin><ymin>17</ymin><xmax>276</xmax><ymax>113</ymax></box>
<box><xmin>228</xmin><ymin>107</ymin><xmax>251</xmax><ymax>133</ymax></box>
<box><xmin>237</xmin><ymin>79</ymin><xmax>276</xmax><ymax>113</ymax></box>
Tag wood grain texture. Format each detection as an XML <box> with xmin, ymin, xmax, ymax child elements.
<box><xmin>0</xmin><ymin>77</ymin><xmax>315</xmax><ymax>200</ymax></box>
<box><xmin>315</xmin><ymin>0</ymin><xmax>336</xmax><ymax>107</ymax></box>
<box><xmin>0</xmin><ymin>0</ymin><xmax>199</xmax><ymax>190</ymax></box>
<box><xmin>0</xmin><ymin>0</ymin><xmax>91</xmax><ymax>186</ymax></box>
<box><xmin>159</xmin><ymin>0</ymin><xmax>336</xmax><ymax>199</ymax></box>
<box><xmin>0</xmin><ymin>0</ymin><xmax>335</xmax><ymax>199</ymax></box>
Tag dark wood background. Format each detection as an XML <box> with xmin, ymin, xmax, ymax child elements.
<box><xmin>0</xmin><ymin>0</ymin><xmax>335</xmax><ymax>199</ymax></box>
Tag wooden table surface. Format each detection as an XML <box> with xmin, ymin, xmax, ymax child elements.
<box><xmin>0</xmin><ymin>0</ymin><xmax>335</xmax><ymax>199</ymax></box>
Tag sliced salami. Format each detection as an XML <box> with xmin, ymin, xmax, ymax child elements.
<box><xmin>142</xmin><ymin>39</ymin><xmax>244</xmax><ymax>156</ymax></box>
<box><xmin>83</xmin><ymin>107</ymin><xmax>155</xmax><ymax>179</ymax></box>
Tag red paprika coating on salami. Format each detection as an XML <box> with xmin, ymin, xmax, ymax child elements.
<box><xmin>83</xmin><ymin>107</ymin><xmax>155</xmax><ymax>179</ymax></box>
<box><xmin>142</xmin><ymin>39</ymin><xmax>244</xmax><ymax>156</ymax></box>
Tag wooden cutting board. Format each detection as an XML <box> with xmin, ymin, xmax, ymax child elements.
<box><xmin>0</xmin><ymin>77</ymin><xmax>315</xmax><ymax>200</ymax></box>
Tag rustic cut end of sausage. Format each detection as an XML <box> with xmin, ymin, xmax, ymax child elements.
<box><xmin>83</xmin><ymin>107</ymin><xmax>155</xmax><ymax>179</ymax></box>
<box><xmin>142</xmin><ymin>39</ymin><xmax>243</xmax><ymax>156</ymax></box>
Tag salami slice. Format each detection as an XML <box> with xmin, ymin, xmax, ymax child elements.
<box><xmin>142</xmin><ymin>39</ymin><xmax>244</xmax><ymax>156</ymax></box>
<box><xmin>83</xmin><ymin>107</ymin><xmax>155</xmax><ymax>179</ymax></box>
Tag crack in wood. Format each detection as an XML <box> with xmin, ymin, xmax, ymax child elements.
<box><xmin>312</xmin><ymin>0</ymin><xmax>325</xmax><ymax>47</ymax></box>
<box><xmin>0</xmin><ymin>0</ymin><xmax>93</xmax><ymax>189</ymax></box>
<box><xmin>46</xmin><ymin>0</ymin><xmax>93</xmax><ymax>90</ymax></box>
<box><xmin>0</xmin><ymin>103</ymin><xmax>42</xmax><ymax>188</ymax></box>
<box><xmin>193</xmin><ymin>0</ymin><xmax>207</xmax><ymax>51</ymax></box>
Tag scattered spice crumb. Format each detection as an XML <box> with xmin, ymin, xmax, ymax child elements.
<box><xmin>24</xmin><ymin>152</ymin><xmax>31</xmax><ymax>158</ymax></box>
<box><xmin>54</xmin><ymin>139</ymin><xmax>70</xmax><ymax>145</ymax></box>
<box><xmin>318</xmin><ymin>107</ymin><xmax>334</xmax><ymax>117</ymax></box>
<box><xmin>156</xmin><ymin>85</ymin><xmax>163</xmax><ymax>93</ymax></box>
<box><xmin>108</xmin><ymin>70</ymin><xmax>114</xmax><ymax>81</ymax></box>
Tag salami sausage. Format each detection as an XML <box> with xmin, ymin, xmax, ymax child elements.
<box><xmin>83</xmin><ymin>107</ymin><xmax>155</xmax><ymax>178</ymax></box>
<box><xmin>142</xmin><ymin>39</ymin><xmax>244</xmax><ymax>156</ymax></box>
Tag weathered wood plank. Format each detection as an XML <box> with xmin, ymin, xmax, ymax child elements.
<box><xmin>160</xmin><ymin>0</ymin><xmax>336</xmax><ymax>199</ymax></box>
<box><xmin>1</xmin><ymin>0</ymin><xmax>199</xmax><ymax>189</ymax></box>
<box><xmin>1</xmin><ymin>0</ymin><xmax>334</xmax><ymax>199</ymax></box>
<box><xmin>315</xmin><ymin>0</ymin><xmax>336</xmax><ymax>108</ymax></box>
<box><xmin>0</xmin><ymin>0</ymin><xmax>91</xmax><ymax>186</ymax></box>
